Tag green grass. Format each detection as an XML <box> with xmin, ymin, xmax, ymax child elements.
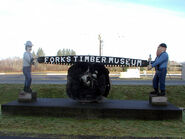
<box><xmin>0</xmin><ymin>113</ymin><xmax>185</xmax><ymax>138</ymax></box>
<box><xmin>1</xmin><ymin>84</ymin><xmax>185</xmax><ymax>107</ymax></box>
<box><xmin>0</xmin><ymin>84</ymin><xmax>185</xmax><ymax>138</ymax></box>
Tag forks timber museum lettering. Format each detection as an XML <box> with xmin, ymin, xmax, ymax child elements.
<box><xmin>38</xmin><ymin>55</ymin><xmax>148</xmax><ymax>67</ymax></box>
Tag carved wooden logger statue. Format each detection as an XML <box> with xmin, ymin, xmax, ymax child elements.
<box><xmin>38</xmin><ymin>55</ymin><xmax>148</xmax><ymax>102</ymax></box>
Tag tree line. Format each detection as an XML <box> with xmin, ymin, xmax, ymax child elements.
<box><xmin>0</xmin><ymin>56</ymin><xmax>127</xmax><ymax>73</ymax></box>
<box><xmin>32</xmin><ymin>48</ymin><xmax>76</xmax><ymax>57</ymax></box>
<box><xmin>0</xmin><ymin>48</ymin><xmax>76</xmax><ymax>72</ymax></box>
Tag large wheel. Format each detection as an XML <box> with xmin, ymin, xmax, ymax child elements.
<box><xmin>66</xmin><ymin>63</ymin><xmax>110</xmax><ymax>102</ymax></box>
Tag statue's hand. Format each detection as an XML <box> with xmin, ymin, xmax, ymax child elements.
<box><xmin>147</xmin><ymin>65</ymin><xmax>152</xmax><ymax>70</ymax></box>
<box><xmin>31</xmin><ymin>58</ymin><xmax>38</xmax><ymax>65</ymax></box>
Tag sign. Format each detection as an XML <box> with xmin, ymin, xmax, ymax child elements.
<box><xmin>37</xmin><ymin>55</ymin><xmax>148</xmax><ymax>67</ymax></box>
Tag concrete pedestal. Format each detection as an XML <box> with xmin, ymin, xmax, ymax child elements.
<box><xmin>149</xmin><ymin>94</ymin><xmax>168</xmax><ymax>106</ymax></box>
<box><xmin>2</xmin><ymin>98</ymin><xmax>182</xmax><ymax>120</ymax></box>
<box><xmin>18</xmin><ymin>91</ymin><xmax>37</xmax><ymax>103</ymax></box>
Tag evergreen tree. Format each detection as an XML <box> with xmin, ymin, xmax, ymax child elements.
<box><xmin>32</xmin><ymin>51</ymin><xmax>36</xmax><ymax>57</ymax></box>
<box><xmin>57</xmin><ymin>49</ymin><xmax>63</xmax><ymax>56</ymax></box>
<box><xmin>62</xmin><ymin>49</ymin><xmax>66</xmax><ymax>56</ymax></box>
<box><xmin>66</xmin><ymin>49</ymin><xmax>70</xmax><ymax>55</ymax></box>
<box><xmin>36</xmin><ymin>48</ymin><xmax>45</xmax><ymax>57</ymax></box>
<box><xmin>71</xmin><ymin>49</ymin><xmax>76</xmax><ymax>55</ymax></box>
<box><xmin>57</xmin><ymin>48</ymin><xmax>76</xmax><ymax>56</ymax></box>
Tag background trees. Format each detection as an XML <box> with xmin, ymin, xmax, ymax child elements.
<box><xmin>0</xmin><ymin>48</ymin><xmax>76</xmax><ymax>72</ymax></box>
<box><xmin>57</xmin><ymin>48</ymin><xmax>76</xmax><ymax>56</ymax></box>
<box><xmin>36</xmin><ymin>48</ymin><xmax>45</xmax><ymax>57</ymax></box>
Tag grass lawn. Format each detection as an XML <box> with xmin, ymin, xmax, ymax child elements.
<box><xmin>0</xmin><ymin>84</ymin><xmax>185</xmax><ymax>138</ymax></box>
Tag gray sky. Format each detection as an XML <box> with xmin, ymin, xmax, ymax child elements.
<box><xmin>0</xmin><ymin>0</ymin><xmax>185</xmax><ymax>62</ymax></box>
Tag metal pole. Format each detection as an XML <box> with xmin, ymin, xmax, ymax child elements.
<box><xmin>98</xmin><ymin>34</ymin><xmax>102</xmax><ymax>56</ymax></box>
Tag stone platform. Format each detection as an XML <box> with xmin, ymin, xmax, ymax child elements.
<box><xmin>1</xmin><ymin>98</ymin><xmax>182</xmax><ymax>120</ymax></box>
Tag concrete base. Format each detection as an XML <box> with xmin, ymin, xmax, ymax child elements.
<box><xmin>18</xmin><ymin>91</ymin><xmax>37</xmax><ymax>103</ymax></box>
<box><xmin>149</xmin><ymin>94</ymin><xmax>168</xmax><ymax>106</ymax></box>
<box><xmin>1</xmin><ymin>98</ymin><xmax>182</xmax><ymax>120</ymax></box>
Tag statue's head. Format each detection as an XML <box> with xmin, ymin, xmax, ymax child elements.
<box><xmin>25</xmin><ymin>41</ymin><xmax>33</xmax><ymax>52</ymax></box>
<box><xmin>157</xmin><ymin>43</ymin><xmax>167</xmax><ymax>56</ymax></box>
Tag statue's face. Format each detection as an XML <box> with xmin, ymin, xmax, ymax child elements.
<box><xmin>26</xmin><ymin>46</ymin><xmax>32</xmax><ymax>52</ymax></box>
<box><xmin>156</xmin><ymin>46</ymin><xmax>166</xmax><ymax>56</ymax></box>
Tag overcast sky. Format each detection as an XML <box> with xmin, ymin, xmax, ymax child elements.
<box><xmin>0</xmin><ymin>0</ymin><xmax>185</xmax><ymax>62</ymax></box>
